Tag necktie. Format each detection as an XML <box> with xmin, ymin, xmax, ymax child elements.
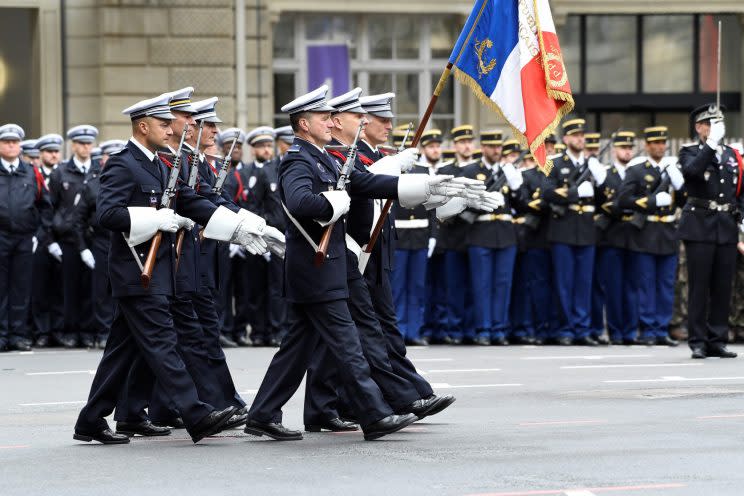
<box><xmin>154</xmin><ymin>157</ymin><xmax>167</xmax><ymax>188</ymax></box>
<box><xmin>9</xmin><ymin>164</ymin><xmax>15</xmax><ymax>174</ymax></box>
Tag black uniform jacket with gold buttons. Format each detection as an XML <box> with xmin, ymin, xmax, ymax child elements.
<box><xmin>543</xmin><ymin>153</ymin><xmax>596</xmax><ymax>246</ymax></box>
<box><xmin>435</xmin><ymin>161</ymin><xmax>469</xmax><ymax>252</ymax></box>
<box><xmin>678</xmin><ymin>142</ymin><xmax>743</xmax><ymax>244</ymax></box>
<box><xmin>616</xmin><ymin>159</ymin><xmax>682</xmax><ymax>255</ymax></box>
<box><xmin>460</xmin><ymin>160</ymin><xmax>519</xmax><ymax>249</ymax></box>
<box><xmin>595</xmin><ymin>165</ymin><xmax>634</xmax><ymax>250</ymax></box>
<box><xmin>512</xmin><ymin>166</ymin><xmax>550</xmax><ymax>251</ymax></box>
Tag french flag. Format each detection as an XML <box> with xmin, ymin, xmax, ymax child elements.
<box><xmin>448</xmin><ymin>0</ymin><xmax>574</xmax><ymax>171</ymax></box>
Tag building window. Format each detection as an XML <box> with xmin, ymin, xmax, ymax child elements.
<box><xmin>272</xmin><ymin>13</ymin><xmax>462</xmax><ymax>134</ymax></box>
<box><xmin>585</xmin><ymin>16</ymin><xmax>637</xmax><ymax>93</ymax></box>
<box><xmin>0</xmin><ymin>8</ymin><xmax>37</xmax><ymax>135</ymax></box>
<box><xmin>643</xmin><ymin>15</ymin><xmax>694</xmax><ymax>93</ymax></box>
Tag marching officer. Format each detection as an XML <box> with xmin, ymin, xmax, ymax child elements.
<box><xmin>0</xmin><ymin>124</ymin><xmax>53</xmax><ymax>352</ymax></box>
<box><xmin>596</xmin><ymin>131</ymin><xmax>641</xmax><ymax>345</ymax></box>
<box><xmin>74</xmin><ymin>91</ymin><xmax>269</xmax><ymax>444</ymax></box>
<box><xmin>99</xmin><ymin>139</ymin><xmax>127</xmax><ymax>167</ymax></box>
<box><xmin>20</xmin><ymin>139</ymin><xmax>40</xmax><ymax>169</ymax></box>
<box><xmin>30</xmin><ymin>134</ymin><xmax>65</xmax><ymax>347</ymax></box>
<box><xmin>544</xmin><ymin>118</ymin><xmax>607</xmax><ymax>345</ymax></box>
<box><xmin>461</xmin><ymin>130</ymin><xmax>522</xmax><ymax>345</ymax></box>
<box><xmin>49</xmin><ymin>125</ymin><xmax>100</xmax><ymax>348</ymax></box>
<box><xmin>678</xmin><ymin>104</ymin><xmax>742</xmax><ymax>359</ymax></box>
<box><xmin>618</xmin><ymin>127</ymin><xmax>684</xmax><ymax>347</ymax></box>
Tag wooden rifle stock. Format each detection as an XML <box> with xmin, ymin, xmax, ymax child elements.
<box><xmin>141</xmin><ymin>231</ymin><xmax>163</xmax><ymax>289</ymax></box>
<box><xmin>314</xmin><ymin>224</ymin><xmax>333</xmax><ymax>266</ymax></box>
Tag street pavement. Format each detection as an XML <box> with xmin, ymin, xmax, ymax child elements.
<box><xmin>2</xmin><ymin>344</ymin><xmax>744</xmax><ymax>496</ymax></box>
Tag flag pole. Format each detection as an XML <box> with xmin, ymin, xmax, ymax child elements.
<box><xmin>364</xmin><ymin>62</ymin><xmax>452</xmax><ymax>257</ymax></box>
<box><xmin>716</xmin><ymin>20</ymin><xmax>722</xmax><ymax>112</ymax></box>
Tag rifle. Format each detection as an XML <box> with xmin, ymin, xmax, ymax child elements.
<box><xmin>174</xmin><ymin>122</ymin><xmax>204</xmax><ymax>271</ymax></box>
<box><xmin>197</xmin><ymin>137</ymin><xmax>238</xmax><ymax>243</ymax></box>
<box><xmin>629</xmin><ymin>166</ymin><xmax>671</xmax><ymax>230</ymax></box>
<box><xmin>141</xmin><ymin>124</ymin><xmax>189</xmax><ymax>289</ymax></box>
<box><xmin>314</xmin><ymin>120</ymin><xmax>366</xmax><ymax>267</ymax></box>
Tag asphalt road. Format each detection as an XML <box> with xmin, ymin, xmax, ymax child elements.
<box><xmin>2</xmin><ymin>344</ymin><xmax>744</xmax><ymax>496</ymax></box>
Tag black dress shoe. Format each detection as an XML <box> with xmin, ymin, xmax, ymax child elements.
<box><xmin>611</xmin><ymin>338</ymin><xmax>624</xmax><ymax>345</ymax></box>
<box><xmin>623</xmin><ymin>338</ymin><xmax>641</xmax><ymax>345</ymax></box>
<box><xmin>657</xmin><ymin>336</ymin><xmax>679</xmax><ymax>347</ymax></box>
<box><xmin>363</xmin><ymin>413</ymin><xmax>418</xmax><ymax>441</ymax></box>
<box><xmin>251</xmin><ymin>337</ymin><xmax>267</xmax><ymax>347</ymax></box>
<box><xmin>422</xmin><ymin>394</ymin><xmax>456</xmax><ymax>417</ymax></box>
<box><xmin>189</xmin><ymin>406</ymin><xmax>237</xmax><ymax>444</ymax></box>
<box><xmin>219</xmin><ymin>335</ymin><xmax>238</xmax><ymax>348</ymax></box>
<box><xmin>268</xmin><ymin>337</ymin><xmax>281</xmax><ymax>347</ymax></box>
<box><xmin>152</xmin><ymin>417</ymin><xmax>186</xmax><ymax>429</ymax></box>
<box><xmin>474</xmin><ymin>336</ymin><xmax>491</xmax><ymax>346</ymax></box>
<box><xmin>235</xmin><ymin>335</ymin><xmax>251</xmax><ymax>347</ymax></box>
<box><xmin>96</xmin><ymin>337</ymin><xmax>108</xmax><ymax>349</ymax></box>
<box><xmin>79</xmin><ymin>335</ymin><xmax>95</xmax><ymax>348</ymax></box>
<box><xmin>406</xmin><ymin>337</ymin><xmax>429</xmax><ymax>346</ymax></box>
<box><xmin>244</xmin><ymin>419</ymin><xmax>303</xmax><ymax>440</ymax></box>
<box><xmin>557</xmin><ymin>336</ymin><xmax>573</xmax><ymax>346</ymax></box>
<box><xmin>222</xmin><ymin>412</ymin><xmax>249</xmax><ymax>430</ymax></box>
<box><xmin>707</xmin><ymin>346</ymin><xmax>738</xmax><ymax>358</ymax></box>
<box><xmin>305</xmin><ymin>417</ymin><xmax>359</xmax><ymax>432</ymax></box>
<box><xmin>9</xmin><ymin>340</ymin><xmax>32</xmax><ymax>352</ymax></box>
<box><xmin>640</xmin><ymin>336</ymin><xmax>657</xmax><ymax>346</ymax></box>
<box><xmin>449</xmin><ymin>337</ymin><xmax>463</xmax><ymax>345</ymax></box>
<box><xmin>594</xmin><ymin>335</ymin><xmax>610</xmax><ymax>345</ymax></box>
<box><xmin>691</xmin><ymin>347</ymin><xmax>707</xmax><ymax>359</ymax></box>
<box><xmin>512</xmin><ymin>336</ymin><xmax>536</xmax><ymax>345</ymax></box>
<box><xmin>575</xmin><ymin>336</ymin><xmax>599</xmax><ymax>346</ymax></box>
<box><xmin>0</xmin><ymin>340</ymin><xmax>8</xmax><ymax>351</ymax></box>
<box><xmin>60</xmin><ymin>335</ymin><xmax>77</xmax><ymax>349</ymax></box>
<box><xmin>533</xmin><ymin>337</ymin><xmax>545</xmax><ymax>345</ymax></box>
<box><xmin>33</xmin><ymin>335</ymin><xmax>50</xmax><ymax>348</ymax></box>
<box><xmin>491</xmin><ymin>336</ymin><xmax>509</xmax><ymax>346</ymax></box>
<box><xmin>115</xmin><ymin>420</ymin><xmax>171</xmax><ymax>437</ymax></box>
<box><xmin>74</xmin><ymin>428</ymin><xmax>130</xmax><ymax>445</ymax></box>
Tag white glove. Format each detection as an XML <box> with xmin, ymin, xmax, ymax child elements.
<box><xmin>577</xmin><ymin>181</ymin><xmax>594</xmax><ymax>198</ymax></box>
<box><xmin>427</xmin><ymin>176</ymin><xmax>485</xmax><ymax>200</ymax></box>
<box><xmin>262</xmin><ymin>225</ymin><xmax>286</xmax><ymax>259</ymax></box>
<box><xmin>396</xmin><ymin>148</ymin><xmax>419</xmax><ymax>173</ymax></box>
<box><xmin>501</xmin><ymin>163</ymin><xmax>523</xmax><ymax>190</ymax></box>
<box><xmin>317</xmin><ymin>190</ymin><xmax>351</xmax><ymax>226</ymax></box>
<box><xmin>262</xmin><ymin>252</ymin><xmax>271</xmax><ymax>262</ymax></box>
<box><xmin>174</xmin><ymin>214</ymin><xmax>195</xmax><ymax>231</ymax></box>
<box><xmin>229</xmin><ymin>243</ymin><xmax>245</xmax><ymax>259</ymax></box>
<box><xmin>708</xmin><ymin>120</ymin><xmax>725</xmax><ymax>149</ymax></box>
<box><xmin>663</xmin><ymin>159</ymin><xmax>684</xmax><ymax>191</ymax></box>
<box><xmin>240</xmin><ymin>232</ymin><xmax>269</xmax><ymax>255</ymax></box>
<box><xmin>155</xmin><ymin>208</ymin><xmax>179</xmax><ymax>233</ymax></box>
<box><xmin>32</xmin><ymin>236</ymin><xmax>38</xmax><ymax>254</ymax></box>
<box><xmin>80</xmin><ymin>249</ymin><xmax>96</xmax><ymax>269</ymax></box>
<box><xmin>427</xmin><ymin>237</ymin><xmax>436</xmax><ymax>258</ymax></box>
<box><xmin>655</xmin><ymin>191</ymin><xmax>672</xmax><ymax>207</ymax></box>
<box><xmin>740</xmin><ymin>220</ymin><xmax>744</xmax><ymax>234</ymax></box>
<box><xmin>48</xmin><ymin>242</ymin><xmax>63</xmax><ymax>262</ymax></box>
<box><xmin>587</xmin><ymin>157</ymin><xmax>607</xmax><ymax>186</ymax></box>
<box><xmin>467</xmin><ymin>191</ymin><xmax>504</xmax><ymax>212</ymax></box>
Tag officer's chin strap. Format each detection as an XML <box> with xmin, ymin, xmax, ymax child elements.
<box><xmin>281</xmin><ymin>202</ymin><xmax>318</xmax><ymax>252</ymax></box>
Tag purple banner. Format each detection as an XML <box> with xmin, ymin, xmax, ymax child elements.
<box><xmin>307</xmin><ymin>44</ymin><xmax>350</xmax><ymax>96</ymax></box>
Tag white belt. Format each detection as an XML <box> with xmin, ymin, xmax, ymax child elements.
<box><xmin>475</xmin><ymin>213</ymin><xmax>513</xmax><ymax>222</ymax></box>
<box><xmin>394</xmin><ymin>218</ymin><xmax>429</xmax><ymax>229</ymax></box>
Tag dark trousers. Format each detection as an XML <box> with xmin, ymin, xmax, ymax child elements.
<box><xmin>684</xmin><ymin>241</ymin><xmax>736</xmax><ymax>350</ymax></box>
<box><xmin>0</xmin><ymin>233</ymin><xmax>33</xmax><ymax>345</ymax></box>
<box><xmin>467</xmin><ymin>245</ymin><xmax>517</xmax><ymax>340</ymax></box>
<box><xmin>391</xmin><ymin>248</ymin><xmax>428</xmax><ymax>341</ymax></box>
<box><xmin>30</xmin><ymin>247</ymin><xmax>64</xmax><ymax>339</ymax></box>
<box><xmin>511</xmin><ymin>249</ymin><xmax>553</xmax><ymax>340</ymax></box>
<box><xmin>365</xmin><ymin>267</ymin><xmax>434</xmax><ymax>399</ymax></box>
<box><xmin>267</xmin><ymin>254</ymin><xmax>288</xmax><ymax>341</ymax></box>
<box><xmin>114</xmin><ymin>294</ymin><xmax>238</xmax><ymax>423</ymax></box>
<box><xmin>443</xmin><ymin>250</ymin><xmax>470</xmax><ymax>339</ymax></box>
<box><xmin>631</xmin><ymin>251</ymin><xmax>677</xmax><ymax>339</ymax></box>
<box><xmin>91</xmin><ymin>239</ymin><xmax>114</xmax><ymax>339</ymax></box>
<box><xmin>599</xmin><ymin>247</ymin><xmax>638</xmax><ymax>341</ymax></box>
<box><xmin>61</xmin><ymin>241</ymin><xmax>94</xmax><ymax>339</ymax></box>
<box><xmin>76</xmin><ymin>295</ymin><xmax>213</xmax><ymax>433</ymax></box>
<box><xmin>304</xmin><ymin>276</ymin><xmax>421</xmax><ymax>424</ymax></box>
<box><xmin>421</xmin><ymin>253</ymin><xmax>448</xmax><ymax>341</ymax></box>
<box><xmin>551</xmin><ymin>243</ymin><xmax>595</xmax><ymax>339</ymax></box>
<box><xmin>248</xmin><ymin>299</ymin><xmax>392</xmax><ymax>429</ymax></box>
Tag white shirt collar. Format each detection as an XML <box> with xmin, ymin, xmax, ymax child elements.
<box><xmin>73</xmin><ymin>155</ymin><xmax>91</xmax><ymax>173</ymax></box>
<box><xmin>613</xmin><ymin>162</ymin><xmax>627</xmax><ymax>179</ymax></box>
<box><xmin>647</xmin><ymin>156</ymin><xmax>662</xmax><ymax>168</ymax></box>
<box><xmin>566</xmin><ymin>150</ymin><xmax>585</xmax><ymax>166</ymax></box>
<box><xmin>361</xmin><ymin>139</ymin><xmax>379</xmax><ymax>153</ymax></box>
<box><xmin>129</xmin><ymin>137</ymin><xmax>156</xmax><ymax>162</ymax></box>
<box><xmin>1</xmin><ymin>157</ymin><xmax>20</xmax><ymax>173</ymax></box>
